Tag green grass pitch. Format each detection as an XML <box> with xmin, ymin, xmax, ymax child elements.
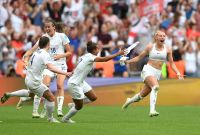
<box><xmin>0</xmin><ymin>105</ymin><xmax>200</xmax><ymax>135</ymax></box>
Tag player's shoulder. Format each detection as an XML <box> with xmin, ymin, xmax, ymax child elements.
<box><xmin>38</xmin><ymin>49</ymin><xmax>48</xmax><ymax>55</ymax></box>
<box><xmin>85</xmin><ymin>53</ymin><xmax>95</xmax><ymax>57</ymax></box>
<box><xmin>164</xmin><ymin>44</ymin><xmax>172</xmax><ymax>52</ymax></box>
<box><xmin>55</xmin><ymin>32</ymin><xmax>66</xmax><ymax>37</ymax></box>
<box><xmin>146</xmin><ymin>42</ymin><xmax>154</xmax><ymax>50</ymax></box>
<box><xmin>82</xmin><ymin>53</ymin><xmax>92</xmax><ymax>59</ymax></box>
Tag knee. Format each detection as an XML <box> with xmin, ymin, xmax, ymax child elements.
<box><xmin>48</xmin><ymin>95</ymin><xmax>55</xmax><ymax>102</ymax></box>
<box><xmin>90</xmin><ymin>96</ymin><xmax>97</xmax><ymax>102</ymax></box>
<box><xmin>57</xmin><ymin>83</ymin><xmax>64</xmax><ymax>90</ymax></box>
<box><xmin>29</xmin><ymin>93</ymin><xmax>35</xmax><ymax>98</ymax></box>
<box><xmin>75</xmin><ymin>104</ymin><xmax>83</xmax><ymax>110</ymax></box>
<box><xmin>152</xmin><ymin>85</ymin><xmax>159</xmax><ymax>91</ymax></box>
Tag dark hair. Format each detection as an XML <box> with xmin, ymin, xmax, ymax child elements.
<box><xmin>55</xmin><ymin>22</ymin><xmax>64</xmax><ymax>32</ymax></box>
<box><xmin>39</xmin><ymin>36</ymin><xmax>49</xmax><ymax>49</ymax></box>
<box><xmin>87</xmin><ymin>41</ymin><xmax>97</xmax><ymax>53</ymax></box>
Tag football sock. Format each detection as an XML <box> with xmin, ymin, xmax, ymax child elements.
<box><xmin>57</xmin><ymin>96</ymin><xmax>64</xmax><ymax>111</ymax></box>
<box><xmin>129</xmin><ymin>93</ymin><xmax>143</xmax><ymax>103</ymax></box>
<box><xmin>63</xmin><ymin>106</ymin><xmax>78</xmax><ymax>120</ymax></box>
<box><xmin>45</xmin><ymin>100</ymin><xmax>55</xmax><ymax>119</ymax></box>
<box><xmin>33</xmin><ymin>95</ymin><xmax>41</xmax><ymax>113</ymax></box>
<box><xmin>150</xmin><ymin>85</ymin><xmax>159</xmax><ymax>112</ymax></box>
<box><xmin>21</xmin><ymin>97</ymin><xmax>32</xmax><ymax>102</ymax></box>
<box><xmin>7</xmin><ymin>89</ymin><xmax>29</xmax><ymax>97</ymax></box>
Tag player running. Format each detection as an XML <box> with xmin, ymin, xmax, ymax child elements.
<box><xmin>1</xmin><ymin>36</ymin><xmax>71</xmax><ymax>122</ymax></box>
<box><xmin>121</xmin><ymin>31</ymin><xmax>184</xmax><ymax>117</ymax></box>
<box><xmin>61</xmin><ymin>41</ymin><xmax>125</xmax><ymax>123</ymax></box>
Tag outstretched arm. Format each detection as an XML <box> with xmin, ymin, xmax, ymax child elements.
<box><xmin>23</xmin><ymin>42</ymin><xmax>39</xmax><ymax>63</ymax></box>
<box><xmin>125</xmin><ymin>44</ymin><xmax>150</xmax><ymax>64</ymax></box>
<box><xmin>47</xmin><ymin>63</ymin><xmax>71</xmax><ymax>77</ymax></box>
<box><xmin>94</xmin><ymin>49</ymin><xmax>125</xmax><ymax>62</ymax></box>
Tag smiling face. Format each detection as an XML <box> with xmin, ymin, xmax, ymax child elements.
<box><xmin>44</xmin><ymin>22</ymin><xmax>56</xmax><ymax>37</ymax></box>
<box><xmin>155</xmin><ymin>31</ymin><xmax>166</xmax><ymax>45</ymax></box>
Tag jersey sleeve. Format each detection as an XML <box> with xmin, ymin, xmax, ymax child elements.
<box><xmin>88</xmin><ymin>53</ymin><xmax>97</xmax><ymax>63</ymax></box>
<box><xmin>61</xmin><ymin>33</ymin><xmax>70</xmax><ymax>46</ymax></box>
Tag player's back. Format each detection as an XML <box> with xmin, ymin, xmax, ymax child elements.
<box><xmin>68</xmin><ymin>53</ymin><xmax>96</xmax><ymax>85</ymax></box>
<box><xmin>26</xmin><ymin>49</ymin><xmax>51</xmax><ymax>83</ymax></box>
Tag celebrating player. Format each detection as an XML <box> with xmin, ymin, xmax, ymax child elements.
<box><xmin>17</xmin><ymin>19</ymin><xmax>71</xmax><ymax>117</ymax></box>
<box><xmin>121</xmin><ymin>31</ymin><xmax>184</xmax><ymax>117</ymax></box>
<box><xmin>1</xmin><ymin>36</ymin><xmax>71</xmax><ymax>122</ymax></box>
<box><xmin>61</xmin><ymin>41</ymin><xmax>125</xmax><ymax>123</ymax></box>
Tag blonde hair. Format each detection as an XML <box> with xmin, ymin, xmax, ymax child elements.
<box><xmin>153</xmin><ymin>30</ymin><xmax>165</xmax><ymax>43</ymax></box>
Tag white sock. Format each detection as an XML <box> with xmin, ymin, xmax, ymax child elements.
<box><xmin>129</xmin><ymin>93</ymin><xmax>143</xmax><ymax>103</ymax></box>
<box><xmin>21</xmin><ymin>97</ymin><xmax>32</xmax><ymax>102</ymax></box>
<box><xmin>43</xmin><ymin>98</ymin><xmax>47</xmax><ymax>110</ymax></box>
<box><xmin>150</xmin><ymin>86</ymin><xmax>159</xmax><ymax>112</ymax></box>
<box><xmin>63</xmin><ymin>106</ymin><xmax>78</xmax><ymax>120</ymax></box>
<box><xmin>45</xmin><ymin>100</ymin><xmax>55</xmax><ymax>120</ymax></box>
<box><xmin>57</xmin><ymin>96</ymin><xmax>64</xmax><ymax>111</ymax></box>
<box><xmin>33</xmin><ymin>95</ymin><xmax>41</xmax><ymax>113</ymax></box>
<box><xmin>83</xmin><ymin>97</ymin><xmax>92</xmax><ymax>104</ymax></box>
<box><xmin>8</xmin><ymin>89</ymin><xmax>30</xmax><ymax>97</ymax></box>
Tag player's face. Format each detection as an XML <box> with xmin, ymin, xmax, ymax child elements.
<box><xmin>156</xmin><ymin>32</ymin><xmax>166</xmax><ymax>45</ymax></box>
<box><xmin>44</xmin><ymin>22</ymin><xmax>56</xmax><ymax>36</ymax></box>
<box><xmin>93</xmin><ymin>47</ymin><xmax>99</xmax><ymax>55</ymax></box>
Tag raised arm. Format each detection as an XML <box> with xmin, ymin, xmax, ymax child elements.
<box><xmin>167</xmin><ymin>47</ymin><xmax>184</xmax><ymax>79</ymax></box>
<box><xmin>23</xmin><ymin>42</ymin><xmax>39</xmax><ymax>63</ymax></box>
<box><xmin>94</xmin><ymin>49</ymin><xmax>124</xmax><ymax>62</ymax></box>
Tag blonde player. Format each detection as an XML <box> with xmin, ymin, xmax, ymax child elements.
<box><xmin>1</xmin><ymin>36</ymin><xmax>71</xmax><ymax>122</ymax></box>
<box><xmin>18</xmin><ymin>19</ymin><xmax>71</xmax><ymax>117</ymax></box>
<box><xmin>121</xmin><ymin>31</ymin><xmax>184</xmax><ymax>117</ymax></box>
<box><xmin>61</xmin><ymin>41</ymin><xmax>125</xmax><ymax>123</ymax></box>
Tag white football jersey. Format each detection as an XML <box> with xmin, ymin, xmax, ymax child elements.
<box><xmin>68</xmin><ymin>53</ymin><xmax>97</xmax><ymax>85</ymax></box>
<box><xmin>43</xmin><ymin>32</ymin><xmax>70</xmax><ymax>63</ymax></box>
<box><xmin>26</xmin><ymin>49</ymin><xmax>52</xmax><ymax>83</ymax></box>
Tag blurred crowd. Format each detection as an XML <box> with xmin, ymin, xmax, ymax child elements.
<box><xmin>0</xmin><ymin>0</ymin><xmax>200</xmax><ymax>78</ymax></box>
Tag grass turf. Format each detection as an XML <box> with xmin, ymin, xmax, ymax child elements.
<box><xmin>0</xmin><ymin>105</ymin><xmax>199</xmax><ymax>135</ymax></box>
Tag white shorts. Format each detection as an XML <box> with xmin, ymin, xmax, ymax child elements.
<box><xmin>43</xmin><ymin>62</ymin><xmax>67</xmax><ymax>78</ymax></box>
<box><xmin>67</xmin><ymin>81</ymin><xmax>92</xmax><ymax>100</ymax></box>
<box><xmin>25</xmin><ymin>78</ymin><xmax>48</xmax><ymax>97</ymax></box>
<box><xmin>141</xmin><ymin>64</ymin><xmax>161</xmax><ymax>81</ymax></box>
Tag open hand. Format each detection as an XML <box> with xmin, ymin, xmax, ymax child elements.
<box><xmin>119</xmin><ymin>56</ymin><xmax>129</xmax><ymax>66</ymax></box>
<box><xmin>118</xmin><ymin>49</ymin><xmax>126</xmax><ymax>56</ymax></box>
<box><xmin>177</xmin><ymin>73</ymin><xmax>184</xmax><ymax>80</ymax></box>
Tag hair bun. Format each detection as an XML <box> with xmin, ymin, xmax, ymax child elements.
<box><xmin>87</xmin><ymin>41</ymin><xmax>93</xmax><ymax>46</ymax></box>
